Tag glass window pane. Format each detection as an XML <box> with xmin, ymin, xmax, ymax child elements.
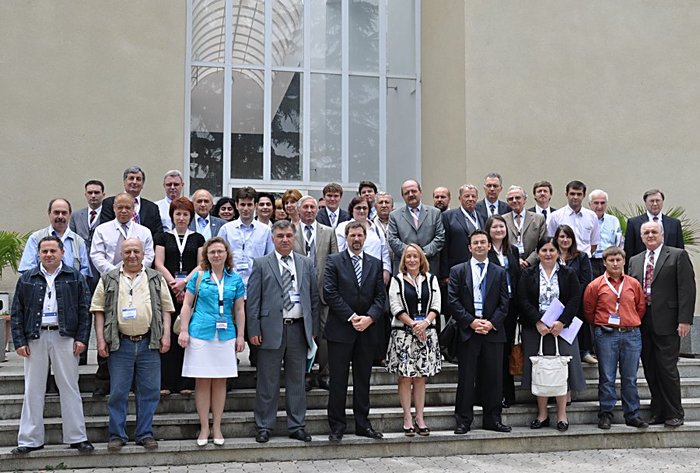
<box><xmin>231</xmin><ymin>0</ymin><xmax>265</xmax><ymax>66</ymax></box>
<box><xmin>349</xmin><ymin>0</ymin><xmax>379</xmax><ymax>73</ymax></box>
<box><xmin>309</xmin><ymin>0</ymin><xmax>341</xmax><ymax>70</ymax></box>
<box><xmin>272</xmin><ymin>0</ymin><xmax>304</xmax><ymax>68</ymax></box>
<box><xmin>271</xmin><ymin>72</ymin><xmax>302</xmax><ymax>180</ymax></box>
<box><xmin>387</xmin><ymin>0</ymin><xmax>415</xmax><ymax>76</ymax></box>
<box><xmin>386</xmin><ymin>78</ymin><xmax>417</xmax><ymax>197</ymax></box>
<box><xmin>190</xmin><ymin>67</ymin><xmax>225</xmax><ymax>196</ymax></box>
<box><xmin>349</xmin><ymin>76</ymin><xmax>379</xmax><ymax>182</ymax></box>
<box><xmin>192</xmin><ymin>0</ymin><xmax>226</xmax><ymax>63</ymax></box>
<box><xmin>231</xmin><ymin>69</ymin><xmax>264</xmax><ymax>180</ymax></box>
<box><xmin>310</xmin><ymin>73</ymin><xmax>341</xmax><ymax>183</ymax></box>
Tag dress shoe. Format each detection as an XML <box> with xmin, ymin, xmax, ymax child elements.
<box><xmin>317</xmin><ymin>379</ymin><xmax>330</xmax><ymax>390</ymax></box>
<box><xmin>137</xmin><ymin>437</ymin><xmax>158</xmax><ymax>450</ymax></box>
<box><xmin>556</xmin><ymin>420</ymin><xmax>569</xmax><ymax>432</ymax></box>
<box><xmin>665</xmin><ymin>418</ymin><xmax>684</xmax><ymax>427</ymax></box>
<box><xmin>598</xmin><ymin>414</ymin><xmax>612</xmax><ymax>430</ymax></box>
<box><xmin>454</xmin><ymin>424</ymin><xmax>470</xmax><ymax>435</ymax></box>
<box><xmin>328</xmin><ymin>432</ymin><xmax>343</xmax><ymax>442</ymax></box>
<box><xmin>582</xmin><ymin>353</ymin><xmax>598</xmax><ymax>364</ymax></box>
<box><xmin>213</xmin><ymin>438</ymin><xmax>225</xmax><ymax>446</ymax></box>
<box><xmin>529</xmin><ymin>417</ymin><xmax>550</xmax><ymax>429</ymax></box>
<box><xmin>255</xmin><ymin>430</ymin><xmax>270</xmax><ymax>443</ymax></box>
<box><xmin>70</xmin><ymin>441</ymin><xmax>95</xmax><ymax>453</ymax></box>
<box><xmin>647</xmin><ymin>416</ymin><xmax>665</xmax><ymax>425</ymax></box>
<box><xmin>92</xmin><ymin>387</ymin><xmax>107</xmax><ymax>398</ymax></box>
<box><xmin>625</xmin><ymin>417</ymin><xmax>649</xmax><ymax>428</ymax></box>
<box><xmin>485</xmin><ymin>422</ymin><xmax>512</xmax><ymax>433</ymax></box>
<box><xmin>501</xmin><ymin>399</ymin><xmax>512</xmax><ymax>409</ymax></box>
<box><xmin>196</xmin><ymin>438</ymin><xmax>208</xmax><ymax>447</ymax></box>
<box><xmin>305</xmin><ymin>380</ymin><xmax>313</xmax><ymax>392</ymax></box>
<box><xmin>107</xmin><ymin>438</ymin><xmax>126</xmax><ymax>451</ymax></box>
<box><xmin>356</xmin><ymin>427</ymin><xmax>384</xmax><ymax>439</ymax></box>
<box><xmin>416</xmin><ymin>425</ymin><xmax>430</xmax><ymax>437</ymax></box>
<box><xmin>289</xmin><ymin>429</ymin><xmax>312</xmax><ymax>442</ymax></box>
<box><xmin>11</xmin><ymin>445</ymin><xmax>44</xmax><ymax>455</ymax></box>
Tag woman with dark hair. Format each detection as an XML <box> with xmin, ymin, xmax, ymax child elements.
<box><xmin>154</xmin><ymin>197</ymin><xmax>205</xmax><ymax>396</ymax></box>
<box><xmin>485</xmin><ymin>215</ymin><xmax>521</xmax><ymax>407</ymax></box>
<box><xmin>517</xmin><ymin>237</ymin><xmax>585</xmax><ymax>432</ymax></box>
<box><xmin>213</xmin><ymin>197</ymin><xmax>237</xmax><ymax>222</ymax></box>
<box><xmin>273</xmin><ymin>198</ymin><xmax>288</xmax><ymax>223</ymax></box>
<box><xmin>282</xmin><ymin>189</ymin><xmax>302</xmax><ymax>224</ymax></box>
<box><xmin>177</xmin><ymin>237</ymin><xmax>246</xmax><ymax>446</ymax></box>
<box><xmin>553</xmin><ymin>224</ymin><xmax>595</xmax><ymax>364</ymax></box>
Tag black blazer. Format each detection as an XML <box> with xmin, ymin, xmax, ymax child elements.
<box><xmin>447</xmin><ymin>261</ymin><xmax>509</xmax><ymax>343</ymax></box>
<box><xmin>565</xmin><ymin>253</ymin><xmax>592</xmax><ymax>293</ymax></box>
<box><xmin>323</xmin><ymin>251</ymin><xmax>386</xmax><ymax>344</ymax></box>
<box><xmin>487</xmin><ymin>244</ymin><xmax>521</xmax><ymax>298</ymax></box>
<box><xmin>439</xmin><ymin>208</ymin><xmax>483</xmax><ymax>279</ymax></box>
<box><xmin>316</xmin><ymin>207</ymin><xmax>351</xmax><ymax>228</ymax></box>
<box><xmin>476</xmin><ymin>199</ymin><xmax>509</xmax><ymax>225</ymax></box>
<box><xmin>99</xmin><ymin>195</ymin><xmax>164</xmax><ymax>239</ymax></box>
<box><xmin>527</xmin><ymin>206</ymin><xmax>557</xmax><ymax>214</ymax></box>
<box><xmin>517</xmin><ymin>264</ymin><xmax>581</xmax><ymax>328</ymax></box>
<box><xmin>624</xmin><ymin>214</ymin><xmax>684</xmax><ymax>261</ymax></box>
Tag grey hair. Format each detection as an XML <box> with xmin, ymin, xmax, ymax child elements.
<box><xmin>123</xmin><ymin>166</ymin><xmax>145</xmax><ymax>182</ymax></box>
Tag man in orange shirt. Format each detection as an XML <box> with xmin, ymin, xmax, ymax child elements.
<box><xmin>583</xmin><ymin>246</ymin><xmax>647</xmax><ymax>430</ymax></box>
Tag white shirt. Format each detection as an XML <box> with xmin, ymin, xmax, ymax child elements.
<box><xmin>534</xmin><ymin>205</ymin><xmax>553</xmax><ymax>224</ymax></box>
<box><xmin>155</xmin><ymin>197</ymin><xmax>173</xmax><ymax>231</ymax></box>
<box><xmin>89</xmin><ymin>206</ymin><xmax>103</xmax><ymax>229</ymax></box>
<box><xmin>40</xmin><ymin>263</ymin><xmax>62</xmax><ymax>324</ymax></box>
<box><xmin>219</xmin><ymin>218</ymin><xmax>274</xmax><ymax>286</ymax></box>
<box><xmin>90</xmin><ymin>219</ymin><xmax>154</xmax><ymax>275</ymax></box>
<box><xmin>196</xmin><ymin>215</ymin><xmax>212</xmax><ymax>240</ymax></box>
<box><xmin>547</xmin><ymin>205</ymin><xmax>601</xmax><ymax>257</ymax></box>
<box><xmin>469</xmin><ymin>257</ymin><xmax>489</xmax><ymax>315</ymax></box>
<box><xmin>644</xmin><ymin>244</ymin><xmax>663</xmax><ymax>270</ymax></box>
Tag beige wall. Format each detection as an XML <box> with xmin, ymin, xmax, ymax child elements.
<box><xmin>0</xmin><ymin>0</ymin><xmax>187</xmax><ymax>292</ymax></box>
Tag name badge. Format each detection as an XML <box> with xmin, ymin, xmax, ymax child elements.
<box><xmin>122</xmin><ymin>307</ymin><xmax>137</xmax><ymax>320</ymax></box>
<box><xmin>414</xmin><ymin>314</ymin><xmax>426</xmax><ymax>322</ymax></box>
<box><xmin>42</xmin><ymin>312</ymin><xmax>58</xmax><ymax>324</ymax></box>
<box><xmin>174</xmin><ymin>272</ymin><xmax>188</xmax><ymax>281</ymax></box>
<box><xmin>236</xmin><ymin>261</ymin><xmax>249</xmax><ymax>271</ymax></box>
<box><xmin>290</xmin><ymin>291</ymin><xmax>301</xmax><ymax>304</ymax></box>
<box><xmin>216</xmin><ymin>318</ymin><xmax>228</xmax><ymax>330</ymax></box>
<box><xmin>608</xmin><ymin>313</ymin><xmax>621</xmax><ymax>325</ymax></box>
<box><xmin>516</xmin><ymin>241</ymin><xmax>525</xmax><ymax>255</ymax></box>
<box><xmin>474</xmin><ymin>301</ymin><xmax>483</xmax><ymax>317</ymax></box>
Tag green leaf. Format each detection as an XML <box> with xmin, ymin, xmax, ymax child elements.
<box><xmin>0</xmin><ymin>231</ymin><xmax>31</xmax><ymax>279</ymax></box>
<box><xmin>607</xmin><ymin>205</ymin><xmax>700</xmax><ymax>253</ymax></box>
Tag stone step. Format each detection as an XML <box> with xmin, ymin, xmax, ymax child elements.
<box><xmin>0</xmin><ymin>397</ymin><xmax>698</xmax><ymax>448</ymax></box>
<box><xmin>3</xmin><ymin>421</ymin><xmax>700</xmax><ymax>472</ymax></box>
<box><xmin>2</xmin><ymin>377</ymin><xmax>700</xmax><ymax>421</ymax></box>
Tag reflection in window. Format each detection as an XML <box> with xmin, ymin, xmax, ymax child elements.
<box><xmin>231</xmin><ymin>69</ymin><xmax>264</xmax><ymax>179</ymax></box>
<box><xmin>309</xmin><ymin>0</ymin><xmax>342</xmax><ymax>70</ymax></box>
<box><xmin>190</xmin><ymin>67</ymin><xmax>224</xmax><ymax>196</ymax></box>
<box><xmin>271</xmin><ymin>72</ymin><xmax>302</xmax><ymax>180</ymax></box>
<box><xmin>349</xmin><ymin>0</ymin><xmax>379</xmax><ymax>73</ymax></box>
<box><xmin>349</xmin><ymin>76</ymin><xmax>379</xmax><ymax>182</ymax></box>
<box><xmin>310</xmin><ymin>73</ymin><xmax>341</xmax><ymax>182</ymax></box>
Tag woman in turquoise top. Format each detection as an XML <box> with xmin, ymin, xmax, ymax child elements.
<box><xmin>177</xmin><ymin>237</ymin><xmax>246</xmax><ymax>447</ymax></box>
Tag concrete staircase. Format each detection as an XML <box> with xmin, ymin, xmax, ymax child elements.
<box><xmin>1</xmin><ymin>351</ymin><xmax>700</xmax><ymax>471</ymax></box>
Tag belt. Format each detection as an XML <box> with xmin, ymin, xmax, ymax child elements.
<box><xmin>283</xmin><ymin>318</ymin><xmax>302</xmax><ymax>325</ymax></box>
<box><xmin>41</xmin><ymin>325</ymin><xmax>60</xmax><ymax>331</ymax></box>
<box><xmin>120</xmin><ymin>330</ymin><xmax>151</xmax><ymax>342</ymax></box>
<box><xmin>602</xmin><ymin>326</ymin><xmax>638</xmax><ymax>333</ymax></box>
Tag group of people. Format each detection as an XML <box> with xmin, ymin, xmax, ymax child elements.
<box><xmin>9</xmin><ymin>166</ymin><xmax>695</xmax><ymax>455</ymax></box>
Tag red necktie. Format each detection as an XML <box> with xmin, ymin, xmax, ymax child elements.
<box><xmin>644</xmin><ymin>250</ymin><xmax>654</xmax><ymax>305</ymax></box>
<box><xmin>89</xmin><ymin>209</ymin><xmax>97</xmax><ymax>226</ymax></box>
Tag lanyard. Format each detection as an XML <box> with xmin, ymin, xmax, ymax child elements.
<box><xmin>210</xmin><ymin>271</ymin><xmax>225</xmax><ymax>316</ymax></box>
<box><xmin>604</xmin><ymin>274</ymin><xmax>625</xmax><ymax>313</ymax></box>
<box><xmin>462</xmin><ymin>208</ymin><xmax>479</xmax><ymax>229</ymax></box>
<box><xmin>171</xmin><ymin>229</ymin><xmax>192</xmax><ymax>272</ymax></box>
<box><xmin>513</xmin><ymin>214</ymin><xmax>525</xmax><ymax>242</ymax></box>
<box><xmin>123</xmin><ymin>269</ymin><xmax>145</xmax><ymax>307</ymax></box>
<box><xmin>405</xmin><ymin>273</ymin><xmax>424</xmax><ymax>314</ymax></box>
<box><xmin>302</xmin><ymin>225</ymin><xmax>315</xmax><ymax>252</ymax></box>
<box><xmin>237</xmin><ymin>223</ymin><xmax>255</xmax><ymax>251</ymax></box>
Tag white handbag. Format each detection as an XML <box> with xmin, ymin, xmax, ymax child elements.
<box><xmin>530</xmin><ymin>335</ymin><xmax>572</xmax><ymax>397</ymax></box>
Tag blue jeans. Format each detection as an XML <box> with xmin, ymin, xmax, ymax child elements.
<box><xmin>594</xmin><ymin>326</ymin><xmax>642</xmax><ymax>419</ymax></box>
<box><xmin>107</xmin><ymin>337</ymin><xmax>161</xmax><ymax>442</ymax></box>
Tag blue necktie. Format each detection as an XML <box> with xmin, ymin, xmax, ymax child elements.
<box><xmin>477</xmin><ymin>262</ymin><xmax>486</xmax><ymax>295</ymax></box>
<box><xmin>352</xmin><ymin>255</ymin><xmax>362</xmax><ymax>285</ymax></box>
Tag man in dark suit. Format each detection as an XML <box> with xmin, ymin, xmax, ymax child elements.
<box><xmin>475</xmin><ymin>173</ymin><xmax>509</xmax><ymax>223</ymax></box>
<box><xmin>440</xmin><ymin>184</ymin><xmax>482</xmax><ymax>282</ymax></box>
<box><xmin>624</xmin><ymin>189</ymin><xmax>684</xmax><ymax>263</ymax></box>
<box><xmin>528</xmin><ymin>180</ymin><xmax>557</xmax><ymax>224</ymax></box>
<box><xmin>503</xmin><ymin>185</ymin><xmax>547</xmax><ymax>268</ymax></box>
<box><xmin>448</xmin><ymin>230</ymin><xmax>510</xmax><ymax>434</ymax></box>
<box><xmin>324</xmin><ymin>221</ymin><xmax>386</xmax><ymax>442</ymax></box>
<box><xmin>70</xmin><ymin>180</ymin><xmax>105</xmax><ymax>289</ymax></box>
<box><xmin>188</xmin><ymin>189</ymin><xmax>227</xmax><ymax>239</ymax></box>
<box><xmin>387</xmin><ymin>179</ymin><xmax>445</xmax><ymax>276</ymax></box>
<box><xmin>316</xmin><ymin>182</ymin><xmax>351</xmax><ymax>229</ymax></box>
<box><xmin>247</xmin><ymin>220</ymin><xmax>320</xmax><ymax>443</ymax></box>
<box><xmin>98</xmin><ymin>166</ymin><xmax>164</xmax><ymax>240</ymax></box>
<box><xmin>628</xmin><ymin>221</ymin><xmax>695</xmax><ymax>427</ymax></box>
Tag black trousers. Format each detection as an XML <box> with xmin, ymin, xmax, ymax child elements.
<box><xmin>455</xmin><ymin>335</ymin><xmax>503</xmax><ymax>428</ymax></box>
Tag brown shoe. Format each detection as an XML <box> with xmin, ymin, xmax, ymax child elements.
<box><xmin>108</xmin><ymin>438</ymin><xmax>125</xmax><ymax>451</ymax></box>
<box><xmin>137</xmin><ymin>437</ymin><xmax>158</xmax><ymax>449</ymax></box>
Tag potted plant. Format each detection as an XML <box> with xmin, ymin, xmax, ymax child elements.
<box><xmin>607</xmin><ymin>205</ymin><xmax>700</xmax><ymax>252</ymax></box>
<box><xmin>0</xmin><ymin>230</ymin><xmax>30</xmax><ymax>355</ymax></box>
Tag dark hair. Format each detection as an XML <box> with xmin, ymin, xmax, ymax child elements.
<box><xmin>322</xmin><ymin>182</ymin><xmax>344</xmax><ymax>196</ymax></box>
<box><xmin>236</xmin><ymin>186</ymin><xmax>258</xmax><ymax>203</ymax></box>
<box><xmin>348</xmin><ymin>196</ymin><xmax>371</xmax><ymax>215</ymax></box>
<box><xmin>484</xmin><ymin>215</ymin><xmax>511</xmax><ymax>252</ymax></box>
<box><xmin>468</xmin><ymin>229</ymin><xmax>490</xmax><ymax>245</ymax></box>
<box><xmin>48</xmin><ymin>198</ymin><xmax>72</xmax><ymax>214</ymax></box>
<box><xmin>213</xmin><ymin>197</ymin><xmax>237</xmax><ymax>220</ymax></box>
<box><xmin>603</xmin><ymin>246</ymin><xmax>625</xmax><ymax>261</ymax></box>
<box><xmin>532</xmin><ymin>180</ymin><xmax>552</xmax><ymax>194</ymax></box>
<box><xmin>256</xmin><ymin>191</ymin><xmax>274</xmax><ymax>205</ymax></box>
<box><xmin>122</xmin><ymin>166</ymin><xmax>145</xmax><ymax>182</ymax></box>
<box><xmin>536</xmin><ymin>236</ymin><xmax>557</xmax><ymax>252</ymax></box>
<box><xmin>38</xmin><ymin>235</ymin><xmax>63</xmax><ymax>252</ymax></box>
<box><xmin>85</xmin><ymin>179</ymin><xmax>104</xmax><ymax>192</ymax></box>
<box><xmin>345</xmin><ymin>220</ymin><xmax>366</xmax><ymax>237</ymax></box>
<box><xmin>643</xmin><ymin>189</ymin><xmax>665</xmax><ymax>202</ymax></box>
<box><xmin>201</xmin><ymin>237</ymin><xmax>233</xmax><ymax>271</ymax></box>
<box><xmin>169</xmin><ymin>197</ymin><xmax>195</xmax><ymax>224</ymax></box>
<box><xmin>553</xmin><ymin>224</ymin><xmax>580</xmax><ymax>260</ymax></box>
<box><xmin>358</xmin><ymin>180</ymin><xmax>377</xmax><ymax>195</ymax></box>
<box><xmin>272</xmin><ymin>219</ymin><xmax>295</xmax><ymax>233</ymax></box>
<box><xmin>565</xmin><ymin>180</ymin><xmax>587</xmax><ymax>194</ymax></box>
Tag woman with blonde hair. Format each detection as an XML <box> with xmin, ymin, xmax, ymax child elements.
<box><xmin>386</xmin><ymin>243</ymin><xmax>442</xmax><ymax>436</ymax></box>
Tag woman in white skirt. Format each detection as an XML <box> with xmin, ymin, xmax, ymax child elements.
<box><xmin>386</xmin><ymin>244</ymin><xmax>442</xmax><ymax>436</ymax></box>
<box><xmin>177</xmin><ymin>237</ymin><xmax>246</xmax><ymax>446</ymax></box>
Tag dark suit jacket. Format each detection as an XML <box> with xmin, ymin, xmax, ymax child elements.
<box><xmin>439</xmin><ymin>208</ymin><xmax>482</xmax><ymax>279</ymax></box>
<box><xmin>624</xmin><ymin>214</ymin><xmax>684</xmax><ymax>261</ymax></box>
<box><xmin>528</xmin><ymin>206</ymin><xmax>557</xmax><ymax>214</ymax></box>
<box><xmin>517</xmin><ymin>264</ymin><xmax>581</xmax><ymax>327</ymax></box>
<box><xmin>323</xmin><ymin>251</ymin><xmax>386</xmax><ymax>344</ymax></box>
<box><xmin>246</xmin><ymin>251</ymin><xmax>319</xmax><ymax>350</ymax></box>
<box><xmin>447</xmin><ymin>261</ymin><xmax>509</xmax><ymax>343</ymax></box>
<box><xmin>70</xmin><ymin>207</ymin><xmax>99</xmax><ymax>285</ymax></box>
<box><xmin>99</xmin><ymin>195</ymin><xmax>164</xmax><ymax>239</ymax></box>
<box><xmin>487</xmin><ymin>245</ymin><xmax>521</xmax><ymax>297</ymax></box>
<box><xmin>476</xmin><ymin>199</ymin><xmax>509</xmax><ymax>225</ymax></box>
<box><xmin>188</xmin><ymin>215</ymin><xmax>227</xmax><ymax>237</ymax></box>
<box><xmin>628</xmin><ymin>245</ymin><xmax>696</xmax><ymax>335</ymax></box>
<box><xmin>316</xmin><ymin>207</ymin><xmax>351</xmax><ymax>228</ymax></box>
